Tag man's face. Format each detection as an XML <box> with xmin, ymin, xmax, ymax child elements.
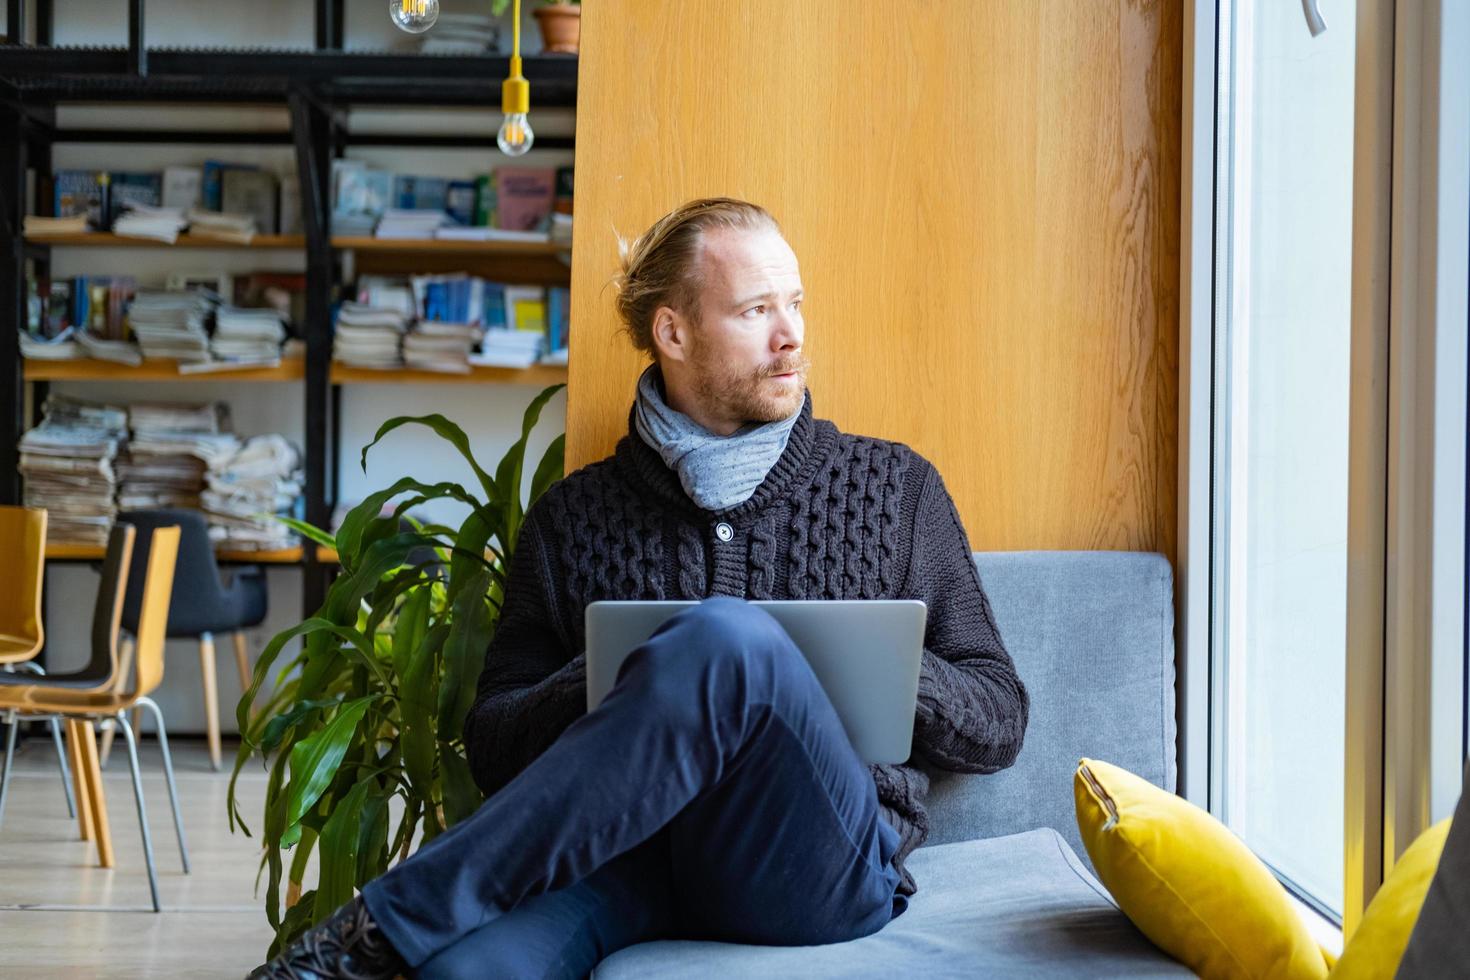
<box><xmin>676</xmin><ymin>227</ymin><xmax>809</xmax><ymax>426</ymax></box>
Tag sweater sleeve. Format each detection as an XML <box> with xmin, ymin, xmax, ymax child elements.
<box><xmin>904</xmin><ymin>463</ymin><xmax>1029</xmax><ymax>773</ymax></box>
<box><xmin>462</xmin><ymin>502</ymin><xmax>588</xmax><ymax>797</ymax></box>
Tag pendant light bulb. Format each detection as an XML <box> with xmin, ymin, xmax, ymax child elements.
<box><xmin>498</xmin><ymin>112</ymin><xmax>534</xmax><ymax>156</ymax></box>
<box><xmin>498</xmin><ymin>0</ymin><xmax>534</xmax><ymax>157</ymax></box>
<box><xmin>390</xmin><ymin>0</ymin><xmax>438</xmax><ymax>34</ymax></box>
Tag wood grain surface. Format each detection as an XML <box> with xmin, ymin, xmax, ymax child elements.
<box><xmin>566</xmin><ymin>1</ymin><xmax>1180</xmax><ymax>561</ymax></box>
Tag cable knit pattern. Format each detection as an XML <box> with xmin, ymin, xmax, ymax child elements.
<box><xmin>464</xmin><ymin>391</ymin><xmax>1029</xmax><ymax>898</ymax></box>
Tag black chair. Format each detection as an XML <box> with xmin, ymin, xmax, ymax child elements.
<box><xmin>109</xmin><ymin>509</ymin><xmax>267</xmax><ymax>771</ymax></box>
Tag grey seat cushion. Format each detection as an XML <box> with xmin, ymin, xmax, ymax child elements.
<box><xmin>593</xmin><ymin>829</ymin><xmax>1189</xmax><ymax>978</ymax></box>
<box><xmin>921</xmin><ymin>552</ymin><xmax>1178</xmax><ymax>877</ymax></box>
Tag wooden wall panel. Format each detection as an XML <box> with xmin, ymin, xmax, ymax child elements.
<box><xmin>566</xmin><ymin>1</ymin><xmax>1180</xmax><ymax>562</ymax></box>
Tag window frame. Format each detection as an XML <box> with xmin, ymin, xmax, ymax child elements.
<box><xmin>1179</xmin><ymin>0</ymin><xmax>1470</xmax><ymax>937</ymax></box>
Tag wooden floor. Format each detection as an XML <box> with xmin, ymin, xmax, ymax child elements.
<box><xmin>0</xmin><ymin>731</ymin><xmax>275</xmax><ymax>978</ymax></box>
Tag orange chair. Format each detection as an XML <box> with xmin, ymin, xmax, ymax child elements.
<box><xmin>0</xmin><ymin>524</ymin><xmax>186</xmax><ymax>912</ymax></box>
<box><xmin>0</xmin><ymin>505</ymin><xmax>77</xmax><ymax>819</ymax></box>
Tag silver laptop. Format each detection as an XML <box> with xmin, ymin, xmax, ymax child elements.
<box><xmin>584</xmin><ymin>600</ymin><xmax>927</xmax><ymax>765</ymax></box>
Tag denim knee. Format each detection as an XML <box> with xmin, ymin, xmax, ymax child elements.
<box><xmin>624</xmin><ymin>598</ymin><xmax>804</xmax><ymax>691</ymax></box>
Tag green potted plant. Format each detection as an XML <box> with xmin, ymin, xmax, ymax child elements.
<box><xmin>493</xmin><ymin>0</ymin><xmax>580</xmax><ymax>55</ymax></box>
<box><xmin>228</xmin><ymin>384</ymin><xmax>565</xmax><ymax>958</ymax></box>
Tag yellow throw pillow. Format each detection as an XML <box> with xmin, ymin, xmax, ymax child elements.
<box><xmin>1074</xmin><ymin>758</ymin><xmax>1332</xmax><ymax>980</ymax></box>
<box><xmin>1328</xmin><ymin>818</ymin><xmax>1451</xmax><ymax>979</ymax></box>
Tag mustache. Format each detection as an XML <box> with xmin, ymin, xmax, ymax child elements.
<box><xmin>759</xmin><ymin>353</ymin><xmax>811</xmax><ymax>379</ymax></box>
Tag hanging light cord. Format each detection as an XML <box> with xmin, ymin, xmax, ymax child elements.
<box><xmin>513</xmin><ymin>0</ymin><xmax>521</xmax><ymax>61</ymax></box>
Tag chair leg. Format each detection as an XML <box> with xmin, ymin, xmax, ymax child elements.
<box><xmin>111</xmin><ymin>713</ymin><xmax>161</xmax><ymax>912</ymax></box>
<box><xmin>233</xmin><ymin>630</ymin><xmax>251</xmax><ymax>695</ymax></box>
<box><xmin>99</xmin><ymin>634</ymin><xmax>137</xmax><ymax>768</ymax></box>
<box><xmin>47</xmin><ymin>716</ymin><xmax>76</xmax><ymax>818</ymax></box>
<box><xmin>66</xmin><ymin>720</ymin><xmax>94</xmax><ymax>842</ymax></box>
<box><xmin>77</xmin><ymin>720</ymin><xmax>113</xmax><ymax>869</ymax></box>
<box><xmin>136</xmin><ymin>696</ymin><xmax>190</xmax><ymax>874</ymax></box>
<box><xmin>199</xmin><ymin>633</ymin><xmax>222</xmax><ymax>771</ymax></box>
<box><xmin>0</xmin><ymin>710</ymin><xmax>18</xmax><ymax>832</ymax></box>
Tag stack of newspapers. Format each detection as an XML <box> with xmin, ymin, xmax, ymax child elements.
<box><xmin>17</xmin><ymin>396</ymin><xmax>127</xmax><ymax>545</ymax></box>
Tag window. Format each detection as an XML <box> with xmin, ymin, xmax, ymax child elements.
<box><xmin>1209</xmin><ymin>0</ymin><xmax>1357</xmax><ymax>920</ymax></box>
<box><xmin>1188</xmin><ymin>0</ymin><xmax>1470</xmax><ymax>933</ymax></box>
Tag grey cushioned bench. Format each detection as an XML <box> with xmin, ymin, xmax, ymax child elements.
<box><xmin>595</xmin><ymin>551</ymin><xmax>1193</xmax><ymax>977</ymax></box>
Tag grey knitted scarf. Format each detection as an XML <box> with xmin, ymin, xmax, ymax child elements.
<box><xmin>633</xmin><ymin>365</ymin><xmax>802</xmax><ymax>512</ymax></box>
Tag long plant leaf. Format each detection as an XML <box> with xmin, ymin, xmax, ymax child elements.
<box><xmin>274</xmin><ymin>515</ymin><xmax>337</xmax><ymax>549</ymax></box>
<box><xmin>283</xmin><ymin>696</ymin><xmax>376</xmax><ymax>830</ymax></box>
<box><xmin>286</xmin><ymin>826</ymin><xmax>319</xmax><ymax>906</ymax></box>
<box><xmin>360</xmin><ymin>415</ymin><xmax>499</xmax><ymax>502</ymax></box>
<box><xmin>439</xmin><ymin>743</ymin><xmax>484</xmax><ymax>828</ymax></box>
<box><xmin>355</xmin><ymin>786</ymin><xmax>393</xmax><ymax>885</ymax></box>
<box><xmin>315</xmin><ymin>780</ymin><xmax>373</xmax><ymax>920</ymax></box>
<box><xmin>271</xmin><ymin>890</ymin><xmax>317</xmax><ymax>959</ymax></box>
<box><xmin>528</xmin><ymin>433</ymin><xmax>566</xmax><ymax>507</ymax></box>
<box><xmin>436</xmin><ymin>569</ymin><xmax>494</xmax><ymax>742</ymax></box>
<box><xmin>396</xmin><ymin>594</ymin><xmax>441</xmax><ymax>800</ymax></box>
<box><xmin>447</xmin><ymin>508</ymin><xmax>495</xmax><ymax>607</ymax></box>
<box><xmin>493</xmin><ymin>384</ymin><xmax>565</xmax><ymax>555</ymax></box>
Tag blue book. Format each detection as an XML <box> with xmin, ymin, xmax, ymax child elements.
<box><xmin>54</xmin><ymin>170</ymin><xmax>107</xmax><ymax>225</ymax></box>
<box><xmin>202</xmin><ymin>160</ymin><xmax>257</xmax><ymax>211</ymax></box>
<box><xmin>546</xmin><ymin>286</ymin><xmax>569</xmax><ymax>350</ymax></box>
<box><xmin>107</xmin><ymin>172</ymin><xmax>162</xmax><ymax>225</ymax></box>
<box><xmin>454</xmin><ymin>277</ymin><xmax>471</xmax><ymax>322</ymax></box>
<box><xmin>482</xmin><ymin>283</ymin><xmax>507</xmax><ymax>329</ymax></box>
<box><xmin>446</xmin><ymin>181</ymin><xmax>477</xmax><ymax>226</ymax></box>
<box><xmin>393</xmin><ymin>176</ymin><xmax>449</xmax><ymax>212</ymax></box>
<box><xmin>74</xmin><ymin>276</ymin><xmax>89</xmax><ymax>333</ymax></box>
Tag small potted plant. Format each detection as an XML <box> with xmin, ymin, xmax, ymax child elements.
<box><xmin>532</xmin><ymin>0</ymin><xmax>580</xmax><ymax>54</ymax></box>
<box><xmin>493</xmin><ymin>0</ymin><xmax>579</xmax><ymax>56</ymax></box>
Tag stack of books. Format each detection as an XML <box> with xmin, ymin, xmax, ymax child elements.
<box><xmin>126</xmin><ymin>290</ymin><xmax>215</xmax><ymax>362</ymax></box>
<box><xmin>113</xmin><ymin>204</ymin><xmax>189</xmax><ymax>243</ymax></box>
<box><xmin>403</xmin><ymin>322</ymin><xmax>483</xmax><ymax>374</ymax></box>
<box><xmin>202</xmin><ymin>434</ymin><xmax>303</xmax><ymax>552</ymax></box>
<box><xmin>550</xmin><ymin>212</ymin><xmax>573</xmax><ymax>247</ymax></box>
<box><xmin>434</xmin><ymin>226</ymin><xmax>550</xmax><ymax>243</ymax></box>
<box><xmin>334</xmin><ymin>302</ymin><xmax>409</xmax><ymax>369</ymax></box>
<box><xmin>375</xmin><ymin>209</ymin><xmax>449</xmax><ymax>239</ymax></box>
<box><xmin>473</xmin><ymin>329</ymin><xmax>545</xmax><ymax>369</ymax></box>
<box><xmin>23</xmin><ymin>214</ymin><xmax>89</xmax><ymax>236</ymax></box>
<box><xmin>187</xmin><ymin>208</ymin><xmax>258</xmax><ymax>243</ymax></box>
<box><xmin>210</xmin><ymin>306</ymin><xmax>287</xmax><ymax>366</ymax></box>
<box><xmin>116</xmin><ymin>446</ymin><xmax>207</xmax><ymax>511</ymax></box>
<box><xmin>75</xmin><ymin>331</ymin><xmax>143</xmax><ymax>366</ymax></box>
<box><xmin>19</xmin><ymin>327</ymin><xmax>82</xmax><ymax>361</ymax></box>
<box><xmin>129</xmin><ymin>401</ymin><xmax>241</xmax><ymax>472</ymax></box>
<box><xmin>17</xmin><ymin>396</ymin><xmax>127</xmax><ymax>545</ymax></box>
<box><xmin>418</xmin><ymin>11</ymin><xmax>498</xmax><ymax>53</ymax></box>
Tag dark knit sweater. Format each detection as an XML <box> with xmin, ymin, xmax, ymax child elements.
<box><xmin>463</xmin><ymin>391</ymin><xmax>1029</xmax><ymax>896</ymax></box>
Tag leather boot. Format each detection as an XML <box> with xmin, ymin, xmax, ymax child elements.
<box><xmin>246</xmin><ymin>894</ymin><xmax>406</xmax><ymax>980</ymax></box>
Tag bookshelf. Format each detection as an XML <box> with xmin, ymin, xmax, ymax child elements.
<box><xmin>24</xmin><ymin>357</ymin><xmax>307</xmax><ymax>383</ymax></box>
<box><xmin>23</xmin><ymin>232</ymin><xmax>306</xmax><ymax>249</ymax></box>
<box><xmin>333</xmin><ymin>236</ymin><xmax>568</xmax><ymax>257</ymax></box>
<box><xmin>330</xmin><ymin>363</ymin><xmax>568</xmax><ymax>386</ymax></box>
<box><xmin>0</xmin><ymin>25</ymin><xmax>579</xmax><ymax>625</ymax></box>
<box><xmin>45</xmin><ymin>543</ymin><xmax>341</xmax><ymax>564</ymax></box>
<box><xmin>24</xmin><ymin>233</ymin><xmax>567</xmax><ymax>257</ymax></box>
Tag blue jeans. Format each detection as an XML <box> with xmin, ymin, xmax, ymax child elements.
<box><xmin>362</xmin><ymin>597</ymin><xmax>905</xmax><ymax>979</ymax></box>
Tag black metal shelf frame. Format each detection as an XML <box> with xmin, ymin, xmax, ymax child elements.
<box><xmin>1</xmin><ymin>0</ymin><xmax>578</xmax><ymax>618</ymax></box>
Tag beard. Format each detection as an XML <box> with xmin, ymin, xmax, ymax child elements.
<box><xmin>687</xmin><ymin>341</ymin><xmax>811</xmax><ymax>424</ymax></box>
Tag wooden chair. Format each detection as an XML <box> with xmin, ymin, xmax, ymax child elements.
<box><xmin>0</xmin><ymin>524</ymin><xmax>187</xmax><ymax>912</ymax></box>
<box><xmin>108</xmin><ymin>509</ymin><xmax>269</xmax><ymax>771</ymax></box>
<box><xmin>0</xmin><ymin>505</ymin><xmax>76</xmax><ymax>820</ymax></box>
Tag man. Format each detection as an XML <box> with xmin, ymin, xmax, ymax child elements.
<box><xmin>254</xmin><ymin>198</ymin><xmax>1029</xmax><ymax>979</ymax></box>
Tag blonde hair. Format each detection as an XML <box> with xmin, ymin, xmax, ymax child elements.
<box><xmin>611</xmin><ymin>197</ymin><xmax>782</xmax><ymax>355</ymax></box>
